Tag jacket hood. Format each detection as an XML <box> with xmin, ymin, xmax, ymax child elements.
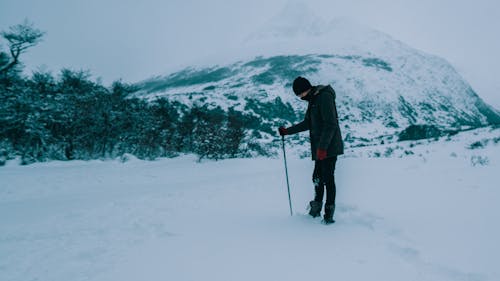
<box><xmin>311</xmin><ymin>85</ymin><xmax>336</xmax><ymax>99</ymax></box>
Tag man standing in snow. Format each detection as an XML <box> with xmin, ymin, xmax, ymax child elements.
<box><xmin>278</xmin><ymin>76</ymin><xmax>344</xmax><ymax>224</ymax></box>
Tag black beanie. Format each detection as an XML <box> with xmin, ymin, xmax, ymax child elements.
<box><xmin>292</xmin><ymin>76</ymin><xmax>312</xmax><ymax>95</ymax></box>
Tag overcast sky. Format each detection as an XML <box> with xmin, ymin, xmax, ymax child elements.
<box><xmin>1</xmin><ymin>0</ymin><xmax>499</xmax><ymax>109</ymax></box>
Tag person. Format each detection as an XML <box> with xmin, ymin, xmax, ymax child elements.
<box><xmin>278</xmin><ymin>76</ymin><xmax>344</xmax><ymax>224</ymax></box>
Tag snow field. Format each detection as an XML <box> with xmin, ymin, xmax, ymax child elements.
<box><xmin>1</xmin><ymin>131</ymin><xmax>499</xmax><ymax>281</ymax></box>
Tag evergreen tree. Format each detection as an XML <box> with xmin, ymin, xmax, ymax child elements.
<box><xmin>226</xmin><ymin>108</ymin><xmax>245</xmax><ymax>158</ymax></box>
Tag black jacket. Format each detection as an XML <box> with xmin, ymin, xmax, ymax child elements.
<box><xmin>287</xmin><ymin>85</ymin><xmax>344</xmax><ymax>160</ymax></box>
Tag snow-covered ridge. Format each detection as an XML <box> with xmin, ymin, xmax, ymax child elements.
<box><xmin>134</xmin><ymin>1</ymin><xmax>500</xmax><ymax>145</ymax></box>
<box><xmin>134</xmin><ymin>52</ymin><xmax>500</xmax><ymax>145</ymax></box>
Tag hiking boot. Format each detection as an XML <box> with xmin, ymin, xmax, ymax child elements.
<box><xmin>323</xmin><ymin>204</ymin><xmax>335</xmax><ymax>224</ymax></box>
<box><xmin>308</xmin><ymin>200</ymin><xmax>322</xmax><ymax>218</ymax></box>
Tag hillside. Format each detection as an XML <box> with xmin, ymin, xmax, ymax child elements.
<box><xmin>132</xmin><ymin>3</ymin><xmax>499</xmax><ymax>152</ymax></box>
<box><xmin>134</xmin><ymin>52</ymin><xmax>499</xmax><ymax>149</ymax></box>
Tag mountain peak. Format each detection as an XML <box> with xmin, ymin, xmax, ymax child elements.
<box><xmin>252</xmin><ymin>0</ymin><xmax>329</xmax><ymax>39</ymax></box>
<box><xmin>242</xmin><ymin>1</ymin><xmax>402</xmax><ymax>60</ymax></box>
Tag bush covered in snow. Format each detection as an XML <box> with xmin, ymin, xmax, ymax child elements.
<box><xmin>398</xmin><ymin>124</ymin><xmax>442</xmax><ymax>141</ymax></box>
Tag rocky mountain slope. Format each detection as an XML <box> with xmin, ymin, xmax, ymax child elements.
<box><xmin>133</xmin><ymin>1</ymin><xmax>500</xmax><ymax>149</ymax></box>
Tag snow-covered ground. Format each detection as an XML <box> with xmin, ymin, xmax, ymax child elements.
<box><xmin>1</xmin><ymin>128</ymin><xmax>499</xmax><ymax>281</ymax></box>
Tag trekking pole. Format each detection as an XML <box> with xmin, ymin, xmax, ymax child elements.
<box><xmin>281</xmin><ymin>135</ymin><xmax>293</xmax><ymax>216</ymax></box>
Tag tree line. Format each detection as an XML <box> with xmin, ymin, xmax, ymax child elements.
<box><xmin>0</xmin><ymin>68</ymin><xmax>254</xmax><ymax>164</ymax></box>
<box><xmin>0</xmin><ymin>21</ymin><xmax>271</xmax><ymax>165</ymax></box>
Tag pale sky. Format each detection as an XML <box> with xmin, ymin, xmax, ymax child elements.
<box><xmin>1</xmin><ymin>0</ymin><xmax>499</xmax><ymax>109</ymax></box>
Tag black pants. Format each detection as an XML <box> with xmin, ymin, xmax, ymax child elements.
<box><xmin>312</xmin><ymin>156</ymin><xmax>337</xmax><ymax>205</ymax></box>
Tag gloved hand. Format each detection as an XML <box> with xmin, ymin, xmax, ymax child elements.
<box><xmin>316</xmin><ymin>148</ymin><xmax>327</xmax><ymax>160</ymax></box>
<box><xmin>278</xmin><ymin>126</ymin><xmax>288</xmax><ymax>136</ymax></box>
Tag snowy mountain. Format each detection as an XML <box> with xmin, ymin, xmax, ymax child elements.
<box><xmin>133</xmin><ymin>1</ymin><xmax>500</xmax><ymax>147</ymax></box>
<box><xmin>3</xmin><ymin>2</ymin><xmax>499</xmax><ymax>280</ymax></box>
